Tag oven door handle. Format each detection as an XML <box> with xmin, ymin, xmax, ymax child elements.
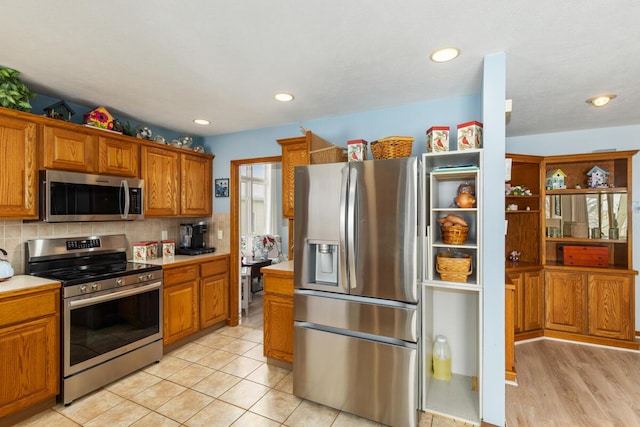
<box><xmin>68</xmin><ymin>281</ymin><xmax>162</xmax><ymax>309</ymax></box>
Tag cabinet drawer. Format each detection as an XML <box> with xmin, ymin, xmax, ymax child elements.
<box><xmin>200</xmin><ymin>258</ymin><xmax>228</xmax><ymax>277</ymax></box>
<box><xmin>264</xmin><ymin>274</ymin><xmax>294</xmax><ymax>296</ymax></box>
<box><xmin>0</xmin><ymin>289</ymin><xmax>59</xmax><ymax>327</ymax></box>
<box><xmin>163</xmin><ymin>265</ymin><xmax>198</xmax><ymax>286</ymax></box>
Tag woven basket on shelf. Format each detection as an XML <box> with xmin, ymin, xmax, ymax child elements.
<box><xmin>309</xmin><ymin>145</ymin><xmax>348</xmax><ymax>164</ymax></box>
<box><xmin>370</xmin><ymin>136</ymin><xmax>414</xmax><ymax>159</ymax></box>
<box><xmin>440</xmin><ymin>225</ymin><xmax>469</xmax><ymax>245</ymax></box>
<box><xmin>436</xmin><ymin>253</ymin><xmax>472</xmax><ymax>282</ymax></box>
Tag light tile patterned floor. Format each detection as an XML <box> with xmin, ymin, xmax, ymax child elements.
<box><xmin>14</xmin><ymin>293</ymin><xmax>466</xmax><ymax>427</ymax></box>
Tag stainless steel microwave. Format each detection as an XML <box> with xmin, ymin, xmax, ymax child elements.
<box><xmin>39</xmin><ymin>170</ymin><xmax>144</xmax><ymax>222</ymax></box>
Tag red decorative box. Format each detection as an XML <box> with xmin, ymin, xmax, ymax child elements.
<box><xmin>426</xmin><ymin>126</ymin><xmax>450</xmax><ymax>152</ymax></box>
<box><xmin>457</xmin><ymin>121</ymin><xmax>483</xmax><ymax>150</ymax></box>
<box><xmin>347</xmin><ymin>139</ymin><xmax>368</xmax><ymax>161</ymax></box>
<box><xmin>560</xmin><ymin>245</ymin><xmax>609</xmax><ymax>267</ymax></box>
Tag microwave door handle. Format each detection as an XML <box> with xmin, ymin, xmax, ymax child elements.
<box><xmin>121</xmin><ymin>179</ymin><xmax>130</xmax><ymax>219</ymax></box>
<box><xmin>347</xmin><ymin>166</ymin><xmax>358</xmax><ymax>289</ymax></box>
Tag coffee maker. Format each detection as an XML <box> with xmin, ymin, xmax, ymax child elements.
<box><xmin>177</xmin><ymin>221</ymin><xmax>216</xmax><ymax>255</ymax></box>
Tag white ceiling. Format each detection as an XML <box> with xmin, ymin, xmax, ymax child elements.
<box><xmin>2</xmin><ymin>1</ymin><xmax>639</xmax><ymax>139</ymax></box>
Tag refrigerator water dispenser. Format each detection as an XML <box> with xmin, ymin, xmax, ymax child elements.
<box><xmin>314</xmin><ymin>243</ymin><xmax>338</xmax><ymax>284</ymax></box>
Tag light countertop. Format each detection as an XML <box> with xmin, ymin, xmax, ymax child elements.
<box><xmin>262</xmin><ymin>260</ymin><xmax>294</xmax><ymax>273</ymax></box>
<box><xmin>132</xmin><ymin>252</ymin><xmax>229</xmax><ymax>267</ymax></box>
<box><xmin>0</xmin><ymin>275</ymin><xmax>61</xmax><ymax>297</ymax></box>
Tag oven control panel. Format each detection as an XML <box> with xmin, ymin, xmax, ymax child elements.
<box><xmin>66</xmin><ymin>238</ymin><xmax>101</xmax><ymax>250</ymax></box>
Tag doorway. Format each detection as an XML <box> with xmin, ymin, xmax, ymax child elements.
<box><xmin>229</xmin><ymin>155</ymin><xmax>282</xmax><ymax>327</ymax></box>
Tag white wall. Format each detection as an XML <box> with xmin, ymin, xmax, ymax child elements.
<box><xmin>507</xmin><ymin>125</ymin><xmax>640</xmax><ymax>329</ymax></box>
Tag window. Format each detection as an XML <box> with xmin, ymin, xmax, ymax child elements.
<box><xmin>240</xmin><ymin>163</ymin><xmax>275</xmax><ymax>237</ymax></box>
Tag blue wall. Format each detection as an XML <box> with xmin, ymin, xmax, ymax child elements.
<box><xmin>30</xmin><ymin>93</ymin><xmax>200</xmax><ymax>146</ymax></box>
<box><xmin>206</xmin><ymin>94</ymin><xmax>482</xmax><ymax>213</ymax></box>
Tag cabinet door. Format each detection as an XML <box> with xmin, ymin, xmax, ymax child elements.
<box><xmin>505</xmin><ymin>283</ymin><xmax>516</xmax><ymax>381</ymax></box>
<box><xmin>163</xmin><ymin>281</ymin><xmax>199</xmax><ymax>345</ymax></box>
<box><xmin>0</xmin><ymin>115</ymin><xmax>37</xmax><ymax>218</ymax></box>
<box><xmin>544</xmin><ymin>271</ymin><xmax>586</xmax><ymax>333</ymax></box>
<box><xmin>42</xmin><ymin>125</ymin><xmax>97</xmax><ymax>172</ymax></box>
<box><xmin>0</xmin><ymin>315</ymin><xmax>59</xmax><ymax>418</ymax></box>
<box><xmin>523</xmin><ymin>270</ymin><xmax>544</xmax><ymax>331</ymax></box>
<box><xmin>200</xmin><ymin>273</ymin><xmax>229</xmax><ymax>328</ymax></box>
<box><xmin>181</xmin><ymin>153</ymin><xmax>212</xmax><ymax>216</ymax></box>
<box><xmin>98</xmin><ymin>136</ymin><xmax>139</xmax><ymax>177</ymax></box>
<box><xmin>279</xmin><ymin>137</ymin><xmax>308</xmax><ymax>218</ymax></box>
<box><xmin>508</xmin><ymin>272</ymin><xmax>524</xmax><ymax>333</ymax></box>
<box><xmin>588</xmin><ymin>273</ymin><xmax>633</xmax><ymax>340</ymax></box>
<box><xmin>142</xmin><ymin>146</ymin><xmax>179</xmax><ymax>216</ymax></box>
<box><xmin>263</xmin><ymin>293</ymin><xmax>294</xmax><ymax>362</ymax></box>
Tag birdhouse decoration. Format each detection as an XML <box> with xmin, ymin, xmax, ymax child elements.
<box><xmin>545</xmin><ymin>168</ymin><xmax>567</xmax><ymax>190</ymax></box>
<box><xmin>84</xmin><ymin>106</ymin><xmax>114</xmax><ymax>130</ymax></box>
<box><xmin>586</xmin><ymin>165</ymin><xmax>610</xmax><ymax>188</ymax></box>
<box><xmin>44</xmin><ymin>100</ymin><xmax>75</xmax><ymax>121</ymax></box>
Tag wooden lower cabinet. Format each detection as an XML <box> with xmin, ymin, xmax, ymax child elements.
<box><xmin>0</xmin><ymin>285</ymin><xmax>59</xmax><ymax>420</ymax></box>
<box><xmin>262</xmin><ymin>263</ymin><xmax>294</xmax><ymax>363</ymax></box>
<box><xmin>162</xmin><ymin>255</ymin><xmax>230</xmax><ymax>347</ymax></box>
<box><xmin>545</xmin><ymin>270</ymin><xmax>586</xmax><ymax>334</ymax></box>
<box><xmin>508</xmin><ymin>268</ymin><xmax>544</xmax><ymax>338</ymax></box>
<box><xmin>505</xmin><ymin>281</ymin><xmax>516</xmax><ymax>381</ymax></box>
<box><xmin>588</xmin><ymin>273</ymin><xmax>633</xmax><ymax>340</ymax></box>
<box><xmin>200</xmin><ymin>258</ymin><xmax>229</xmax><ymax>329</ymax></box>
<box><xmin>545</xmin><ymin>269</ymin><xmax>635</xmax><ymax>343</ymax></box>
<box><xmin>163</xmin><ymin>265</ymin><xmax>199</xmax><ymax>345</ymax></box>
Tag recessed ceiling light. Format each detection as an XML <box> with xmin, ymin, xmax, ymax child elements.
<box><xmin>586</xmin><ymin>94</ymin><xmax>617</xmax><ymax>107</ymax></box>
<box><xmin>275</xmin><ymin>93</ymin><xmax>294</xmax><ymax>102</ymax></box>
<box><xmin>193</xmin><ymin>119</ymin><xmax>211</xmax><ymax>125</ymax></box>
<box><xmin>430</xmin><ymin>47</ymin><xmax>461</xmax><ymax>63</ymax></box>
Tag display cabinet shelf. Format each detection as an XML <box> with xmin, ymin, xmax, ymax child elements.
<box><xmin>421</xmin><ymin>150</ymin><xmax>483</xmax><ymax>425</ymax></box>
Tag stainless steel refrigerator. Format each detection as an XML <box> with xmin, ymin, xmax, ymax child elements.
<box><xmin>293</xmin><ymin>157</ymin><xmax>419</xmax><ymax>427</ymax></box>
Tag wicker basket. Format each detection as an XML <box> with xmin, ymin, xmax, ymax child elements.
<box><xmin>370</xmin><ymin>136</ymin><xmax>414</xmax><ymax>159</ymax></box>
<box><xmin>440</xmin><ymin>225</ymin><xmax>469</xmax><ymax>244</ymax></box>
<box><xmin>310</xmin><ymin>145</ymin><xmax>348</xmax><ymax>164</ymax></box>
<box><xmin>436</xmin><ymin>253</ymin><xmax>473</xmax><ymax>282</ymax></box>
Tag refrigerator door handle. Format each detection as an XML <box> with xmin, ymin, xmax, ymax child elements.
<box><xmin>347</xmin><ymin>166</ymin><xmax>358</xmax><ymax>289</ymax></box>
<box><xmin>339</xmin><ymin>166</ymin><xmax>350</xmax><ymax>293</ymax></box>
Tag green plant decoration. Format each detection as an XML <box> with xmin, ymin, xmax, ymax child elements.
<box><xmin>0</xmin><ymin>66</ymin><xmax>35</xmax><ymax>112</ymax></box>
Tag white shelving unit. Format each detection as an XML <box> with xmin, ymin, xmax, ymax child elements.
<box><xmin>420</xmin><ymin>149</ymin><xmax>483</xmax><ymax>426</ymax></box>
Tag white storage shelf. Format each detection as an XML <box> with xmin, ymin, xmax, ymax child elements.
<box><xmin>420</xmin><ymin>150</ymin><xmax>483</xmax><ymax>426</ymax></box>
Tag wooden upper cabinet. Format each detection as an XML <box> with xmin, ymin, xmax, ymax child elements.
<box><xmin>98</xmin><ymin>136</ymin><xmax>140</xmax><ymax>177</ymax></box>
<box><xmin>42</xmin><ymin>124</ymin><xmax>97</xmax><ymax>172</ymax></box>
<box><xmin>277</xmin><ymin>135</ymin><xmax>308</xmax><ymax>218</ymax></box>
<box><xmin>181</xmin><ymin>153</ymin><xmax>212</xmax><ymax>216</ymax></box>
<box><xmin>141</xmin><ymin>146</ymin><xmax>179</xmax><ymax>216</ymax></box>
<box><xmin>0</xmin><ymin>114</ymin><xmax>37</xmax><ymax>219</ymax></box>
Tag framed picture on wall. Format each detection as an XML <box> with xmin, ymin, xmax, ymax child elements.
<box><xmin>215</xmin><ymin>178</ymin><xmax>229</xmax><ymax>197</ymax></box>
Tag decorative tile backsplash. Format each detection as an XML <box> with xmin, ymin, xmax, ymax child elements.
<box><xmin>0</xmin><ymin>213</ymin><xmax>230</xmax><ymax>275</ymax></box>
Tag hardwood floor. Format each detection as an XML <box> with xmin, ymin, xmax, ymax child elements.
<box><xmin>506</xmin><ymin>338</ymin><xmax>640</xmax><ymax>427</ymax></box>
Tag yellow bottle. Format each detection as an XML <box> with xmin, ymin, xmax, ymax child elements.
<box><xmin>433</xmin><ymin>335</ymin><xmax>451</xmax><ymax>381</ymax></box>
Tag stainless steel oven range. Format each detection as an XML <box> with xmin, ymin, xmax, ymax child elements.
<box><xmin>26</xmin><ymin>234</ymin><xmax>163</xmax><ymax>405</ymax></box>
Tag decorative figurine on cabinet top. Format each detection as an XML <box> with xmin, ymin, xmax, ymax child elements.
<box><xmin>586</xmin><ymin>165</ymin><xmax>610</xmax><ymax>188</ymax></box>
<box><xmin>545</xmin><ymin>168</ymin><xmax>567</xmax><ymax>190</ymax></box>
<box><xmin>44</xmin><ymin>100</ymin><xmax>75</xmax><ymax>121</ymax></box>
<box><xmin>84</xmin><ymin>106</ymin><xmax>114</xmax><ymax>130</ymax></box>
